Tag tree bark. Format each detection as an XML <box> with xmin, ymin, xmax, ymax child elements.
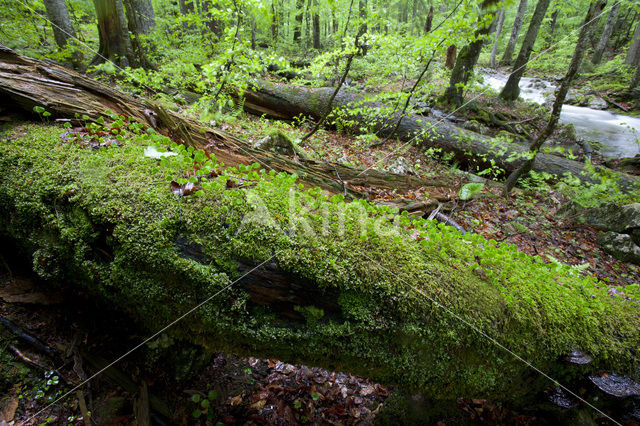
<box><xmin>504</xmin><ymin>0</ymin><xmax>608</xmax><ymax>194</ymax></box>
<box><xmin>441</xmin><ymin>0</ymin><xmax>500</xmax><ymax>106</ymax></box>
<box><xmin>122</xmin><ymin>0</ymin><xmax>154</xmax><ymax>34</ymax></box>
<box><xmin>293</xmin><ymin>0</ymin><xmax>304</xmax><ymax>43</ymax></box>
<box><xmin>122</xmin><ymin>0</ymin><xmax>155</xmax><ymax>69</ymax></box>
<box><xmin>631</xmin><ymin>63</ymin><xmax>640</xmax><ymax>89</ymax></box>
<box><xmin>490</xmin><ymin>7</ymin><xmax>506</xmax><ymax>68</ymax></box>
<box><xmin>625</xmin><ymin>17</ymin><xmax>640</xmax><ymax>66</ymax></box>
<box><xmin>592</xmin><ymin>1</ymin><xmax>620</xmax><ymax>64</ymax></box>
<box><xmin>500</xmin><ymin>0</ymin><xmax>552</xmax><ymax>101</ymax></box>
<box><xmin>42</xmin><ymin>0</ymin><xmax>81</xmax><ymax>69</ymax></box>
<box><xmin>501</xmin><ymin>0</ymin><xmax>527</xmax><ymax>66</ymax></box>
<box><xmin>424</xmin><ymin>4</ymin><xmax>434</xmax><ymax>33</ymax></box>
<box><xmin>312</xmin><ymin>0</ymin><xmax>321</xmax><ymax>49</ymax></box>
<box><xmin>91</xmin><ymin>0</ymin><xmax>136</xmax><ymax>67</ymax></box>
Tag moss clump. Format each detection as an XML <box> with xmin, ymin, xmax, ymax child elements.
<box><xmin>0</xmin><ymin>123</ymin><xmax>638</xmax><ymax>404</ymax></box>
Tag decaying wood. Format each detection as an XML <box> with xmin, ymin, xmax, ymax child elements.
<box><xmin>242</xmin><ymin>81</ymin><xmax>640</xmax><ymax>189</ymax></box>
<box><xmin>0</xmin><ymin>46</ymin><xmax>452</xmax><ymax>198</ymax></box>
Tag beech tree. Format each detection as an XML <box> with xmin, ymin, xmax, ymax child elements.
<box><xmin>500</xmin><ymin>0</ymin><xmax>552</xmax><ymax>101</ymax></box>
<box><xmin>592</xmin><ymin>1</ymin><xmax>620</xmax><ymax>64</ymax></box>
<box><xmin>90</xmin><ymin>0</ymin><xmax>137</xmax><ymax>67</ymax></box>
<box><xmin>501</xmin><ymin>0</ymin><xmax>528</xmax><ymax>65</ymax></box>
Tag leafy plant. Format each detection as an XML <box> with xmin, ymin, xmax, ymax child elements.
<box><xmin>458</xmin><ymin>182</ymin><xmax>484</xmax><ymax>201</ymax></box>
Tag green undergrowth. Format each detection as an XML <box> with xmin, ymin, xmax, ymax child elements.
<box><xmin>0</xmin><ymin>123</ymin><xmax>638</xmax><ymax>403</ymax></box>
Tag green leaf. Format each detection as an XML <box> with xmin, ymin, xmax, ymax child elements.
<box><xmin>200</xmin><ymin>399</ymin><xmax>210</xmax><ymax>408</ymax></box>
<box><xmin>191</xmin><ymin>394</ymin><xmax>201</xmax><ymax>403</ymax></box>
<box><xmin>208</xmin><ymin>390</ymin><xmax>218</xmax><ymax>400</ymax></box>
<box><xmin>458</xmin><ymin>183</ymin><xmax>484</xmax><ymax>201</ymax></box>
<box><xmin>192</xmin><ymin>409</ymin><xmax>202</xmax><ymax>419</ymax></box>
<box><xmin>33</xmin><ymin>106</ymin><xmax>45</xmax><ymax>114</ymax></box>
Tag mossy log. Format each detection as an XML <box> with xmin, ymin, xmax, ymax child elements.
<box><xmin>0</xmin><ymin>46</ymin><xmax>449</xmax><ymax>198</ymax></box>
<box><xmin>243</xmin><ymin>81</ymin><xmax>640</xmax><ymax>189</ymax></box>
<box><xmin>1</xmin><ymin>124</ymin><xmax>639</xmax><ymax>408</ymax></box>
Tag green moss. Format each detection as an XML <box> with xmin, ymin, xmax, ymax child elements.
<box><xmin>0</xmin><ymin>123</ymin><xmax>638</xmax><ymax>403</ymax></box>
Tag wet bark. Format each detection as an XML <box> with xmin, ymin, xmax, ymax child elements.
<box><xmin>500</xmin><ymin>0</ymin><xmax>552</xmax><ymax>101</ymax></box>
<box><xmin>293</xmin><ymin>0</ymin><xmax>304</xmax><ymax>43</ymax></box>
<box><xmin>625</xmin><ymin>18</ymin><xmax>640</xmax><ymax>66</ymax></box>
<box><xmin>441</xmin><ymin>0</ymin><xmax>500</xmax><ymax>107</ymax></box>
<box><xmin>593</xmin><ymin>1</ymin><xmax>620</xmax><ymax>64</ymax></box>
<box><xmin>501</xmin><ymin>0</ymin><xmax>527</xmax><ymax>66</ymax></box>
<box><xmin>42</xmin><ymin>0</ymin><xmax>82</xmax><ymax>68</ymax></box>
<box><xmin>91</xmin><ymin>0</ymin><xmax>136</xmax><ymax>67</ymax></box>
<box><xmin>312</xmin><ymin>0</ymin><xmax>321</xmax><ymax>49</ymax></box>
<box><xmin>123</xmin><ymin>0</ymin><xmax>155</xmax><ymax>35</ymax></box>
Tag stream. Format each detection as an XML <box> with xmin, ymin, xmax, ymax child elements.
<box><xmin>481</xmin><ymin>70</ymin><xmax>640</xmax><ymax>158</ymax></box>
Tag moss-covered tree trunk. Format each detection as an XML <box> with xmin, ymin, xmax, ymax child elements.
<box><xmin>500</xmin><ymin>0</ymin><xmax>552</xmax><ymax>101</ymax></box>
<box><xmin>441</xmin><ymin>0</ymin><xmax>500</xmax><ymax>107</ymax></box>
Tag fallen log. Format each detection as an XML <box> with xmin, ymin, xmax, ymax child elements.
<box><xmin>0</xmin><ymin>46</ymin><xmax>450</xmax><ymax>198</ymax></box>
<box><xmin>1</xmin><ymin>123</ymin><xmax>639</xmax><ymax>408</ymax></box>
<box><xmin>243</xmin><ymin>81</ymin><xmax>640</xmax><ymax>189</ymax></box>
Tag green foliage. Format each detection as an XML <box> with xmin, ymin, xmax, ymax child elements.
<box><xmin>556</xmin><ymin>164</ymin><xmax>640</xmax><ymax>207</ymax></box>
<box><xmin>458</xmin><ymin>182</ymin><xmax>484</xmax><ymax>200</ymax></box>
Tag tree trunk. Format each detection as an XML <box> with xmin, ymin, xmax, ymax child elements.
<box><xmin>122</xmin><ymin>0</ymin><xmax>155</xmax><ymax>69</ymax></box>
<box><xmin>359</xmin><ymin>0</ymin><xmax>367</xmax><ymax>33</ymax></box>
<box><xmin>179</xmin><ymin>0</ymin><xmax>193</xmax><ymax>14</ymax></box>
<box><xmin>441</xmin><ymin>0</ymin><xmax>500</xmax><ymax>107</ymax></box>
<box><xmin>424</xmin><ymin>4</ymin><xmax>434</xmax><ymax>33</ymax></box>
<box><xmin>500</xmin><ymin>0</ymin><xmax>552</xmax><ymax>101</ymax></box>
<box><xmin>91</xmin><ymin>0</ymin><xmax>136</xmax><ymax>68</ymax></box>
<box><xmin>312</xmin><ymin>0</ymin><xmax>321</xmax><ymax>49</ymax></box>
<box><xmin>545</xmin><ymin>8</ymin><xmax>559</xmax><ymax>46</ymax></box>
<box><xmin>592</xmin><ymin>1</ymin><xmax>620</xmax><ymax>64</ymax></box>
<box><xmin>3</xmin><ymin>44</ymin><xmax>640</xmax><ymax>407</ymax></box>
<box><xmin>631</xmin><ymin>63</ymin><xmax>640</xmax><ymax>89</ymax></box>
<box><xmin>504</xmin><ymin>0</ymin><xmax>608</xmax><ymax>194</ymax></box>
<box><xmin>2</xmin><ymin>46</ymin><xmax>636</xmax><ymax>190</ymax></box>
<box><xmin>122</xmin><ymin>0</ymin><xmax>154</xmax><ymax>34</ymax></box>
<box><xmin>501</xmin><ymin>0</ymin><xmax>527</xmax><ymax>66</ymax></box>
<box><xmin>42</xmin><ymin>0</ymin><xmax>81</xmax><ymax>68</ymax></box>
<box><xmin>238</xmin><ymin>81</ymin><xmax>638</xmax><ymax>189</ymax></box>
<box><xmin>490</xmin><ymin>7</ymin><xmax>506</xmax><ymax>68</ymax></box>
<box><xmin>625</xmin><ymin>18</ymin><xmax>640</xmax><ymax>66</ymax></box>
<box><xmin>293</xmin><ymin>0</ymin><xmax>304</xmax><ymax>43</ymax></box>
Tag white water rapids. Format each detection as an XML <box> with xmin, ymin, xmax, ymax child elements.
<box><xmin>481</xmin><ymin>71</ymin><xmax>640</xmax><ymax>158</ymax></box>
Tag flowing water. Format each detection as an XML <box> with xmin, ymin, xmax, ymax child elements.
<box><xmin>481</xmin><ymin>70</ymin><xmax>640</xmax><ymax>158</ymax></box>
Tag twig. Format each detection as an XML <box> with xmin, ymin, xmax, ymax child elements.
<box><xmin>332</xmin><ymin>163</ymin><xmax>348</xmax><ymax>196</ymax></box>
